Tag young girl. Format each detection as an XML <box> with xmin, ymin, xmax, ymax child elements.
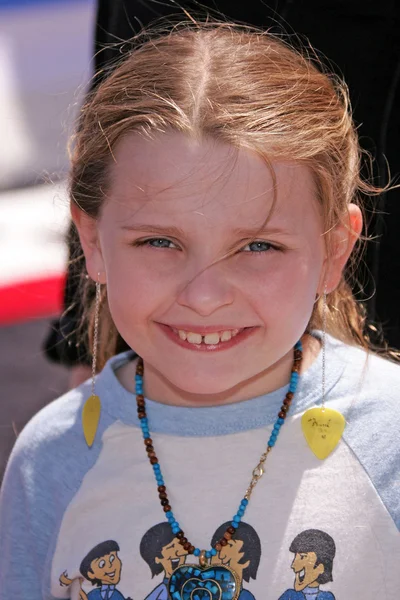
<box><xmin>1</xmin><ymin>22</ymin><xmax>399</xmax><ymax>600</ymax></box>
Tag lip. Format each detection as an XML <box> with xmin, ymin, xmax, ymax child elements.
<box><xmin>161</xmin><ymin>324</ymin><xmax>246</xmax><ymax>334</ymax></box>
<box><xmin>157</xmin><ymin>322</ymin><xmax>257</xmax><ymax>351</ymax></box>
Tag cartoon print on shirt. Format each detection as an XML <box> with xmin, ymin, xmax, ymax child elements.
<box><xmin>140</xmin><ymin>522</ymin><xmax>188</xmax><ymax>600</ymax></box>
<box><xmin>278</xmin><ymin>529</ymin><xmax>336</xmax><ymax>599</ymax></box>
<box><xmin>210</xmin><ymin>521</ymin><xmax>261</xmax><ymax>600</ymax></box>
<box><xmin>59</xmin><ymin>540</ymin><xmax>132</xmax><ymax>600</ymax></box>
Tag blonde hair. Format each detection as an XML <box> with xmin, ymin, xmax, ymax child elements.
<box><xmin>69</xmin><ymin>22</ymin><xmax>393</xmax><ymax>370</ymax></box>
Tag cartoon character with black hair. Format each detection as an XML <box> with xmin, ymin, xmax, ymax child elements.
<box><xmin>211</xmin><ymin>521</ymin><xmax>261</xmax><ymax>600</ymax></box>
<box><xmin>59</xmin><ymin>540</ymin><xmax>131</xmax><ymax>600</ymax></box>
<box><xmin>278</xmin><ymin>529</ymin><xmax>336</xmax><ymax>599</ymax></box>
<box><xmin>140</xmin><ymin>522</ymin><xmax>188</xmax><ymax>600</ymax></box>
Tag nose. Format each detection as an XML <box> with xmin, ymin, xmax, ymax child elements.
<box><xmin>177</xmin><ymin>262</ymin><xmax>234</xmax><ymax>316</ymax></box>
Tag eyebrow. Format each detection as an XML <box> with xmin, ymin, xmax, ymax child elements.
<box><xmin>121</xmin><ymin>224</ymin><xmax>288</xmax><ymax>237</ymax></box>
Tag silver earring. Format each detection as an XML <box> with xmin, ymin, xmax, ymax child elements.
<box><xmin>82</xmin><ymin>273</ymin><xmax>102</xmax><ymax>448</ymax></box>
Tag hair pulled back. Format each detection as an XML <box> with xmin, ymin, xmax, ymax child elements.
<box><xmin>70</xmin><ymin>22</ymin><xmax>389</xmax><ymax>369</ymax></box>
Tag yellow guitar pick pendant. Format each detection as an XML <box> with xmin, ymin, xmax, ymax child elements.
<box><xmin>82</xmin><ymin>394</ymin><xmax>101</xmax><ymax>448</ymax></box>
<box><xmin>301</xmin><ymin>407</ymin><xmax>345</xmax><ymax>459</ymax></box>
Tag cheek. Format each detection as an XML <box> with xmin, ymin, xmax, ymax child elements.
<box><xmin>103</xmin><ymin>246</ymin><xmax>175</xmax><ymax>322</ymax></box>
<box><xmin>246</xmin><ymin>253</ymin><xmax>321</xmax><ymax>316</ymax></box>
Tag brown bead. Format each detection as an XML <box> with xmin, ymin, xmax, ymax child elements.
<box><xmin>183</xmin><ymin>542</ymin><xmax>191</xmax><ymax>551</ymax></box>
<box><xmin>158</xmin><ymin>485</ymin><xmax>166</xmax><ymax>493</ymax></box>
<box><xmin>227</xmin><ymin>526</ymin><xmax>235</xmax><ymax>535</ymax></box>
<box><xmin>138</xmin><ymin>412</ymin><xmax>146</xmax><ymax>420</ymax></box>
<box><xmin>283</xmin><ymin>398</ymin><xmax>291</xmax><ymax>406</ymax></box>
<box><xmin>161</xmin><ymin>498</ymin><xmax>169</xmax><ymax>506</ymax></box>
<box><xmin>145</xmin><ymin>438</ymin><xmax>153</xmax><ymax>446</ymax></box>
<box><xmin>136</xmin><ymin>394</ymin><xmax>144</xmax><ymax>402</ymax></box>
<box><xmin>188</xmin><ymin>545</ymin><xmax>195</xmax><ymax>554</ymax></box>
<box><xmin>176</xmin><ymin>531</ymin><xmax>184</xmax><ymax>539</ymax></box>
<box><xmin>291</xmin><ymin>363</ymin><xmax>300</xmax><ymax>373</ymax></box>
<box><xmin>278</xmin><ymin>411</ymin><xmax>286</xmax><ymax>419</ymax></box>
<box><xmin>159</xmin><ymin>492</ymin><xmax>167</xmax><ymax>500</ymax></box>
<box><xmin>163</xmin><ymin>505</ymin><xmax>171</xmax><ymax>513</ymax></box>
<box><xmin>223</xmin><ymin>531</ymin><xmax>232</xmax><ymax>540</ymax></box>
<box><xmin>216</xmin><ymin>543</ymin><xmax>222</xmax><ymax>552</ymax></box>
<box><xmin>137</xmin><ymin>402</ymin><xmax>145</xmax><ymax>410</ymax></box>
<box><xmin>286</xmin><ymin>392</ymin><xmax>294</xmax><ymax>400</ymax></box>
<box><xmin>148</xmin><ymin>451</ymin><xmax>156</xmax><ymax>459</ymax></box>
<box><xmin>150</xmin><ymin>457</ymin><xmax>159</xmax><ymax>465</ymax></box>
<box><xmin>179</xmin><ymin>537</ymin><xmax>188</xmax><ymax>546</ymax></box>
<box><xmin>220</xmin><ymin>538</ymin><xmax>227</xmax><ymax>547</ymax></box>
<box><xmin>280</xmin><ymin>404</ymin><xmax>289</xmax><ymax>413</ymax></box>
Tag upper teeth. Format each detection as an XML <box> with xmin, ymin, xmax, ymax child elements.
<box><xmin>177</xmin><ymin>329</ymin><xmax>240</xmax><ymax>345</ymax></box>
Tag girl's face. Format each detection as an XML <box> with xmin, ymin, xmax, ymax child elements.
<box><xmin>76</xmin><ymin>132</ymin><xmax>359</xmax><ymax>404</ymax></box>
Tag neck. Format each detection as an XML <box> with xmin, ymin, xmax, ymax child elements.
<box><xmin>117</xmin><ymin>333</ymin><xmax>320</xmax><ymax>407</ymax></box>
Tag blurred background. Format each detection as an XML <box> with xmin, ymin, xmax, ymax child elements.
<box><xmin>0</xmin><ymin>0</ymin><xmax>96</xmax><ymax>480</ymax></box>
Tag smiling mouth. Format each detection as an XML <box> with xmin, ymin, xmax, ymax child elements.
<box><xmin>158</xmin><ymin>323</ymin><xmax>256</xmax><ymax>351</ymax></box>
<box><xmin>297</xmin><ymin>568</ymin><xmax>305</xmax><ymax>583</ymax></box>
<box><xmin>171</xmin><ymin>559</ymin><xmax>181</xmax><ymax>570</ymax></box>
<box><xmin>106</xmin><ymin>571</ymin><xmax>116</xmax><ymax>578</ymax></box>
<box><xmin>220</xmin><ymin>558</ymin><xmax>231</xmax><ymax>567</ymax></box>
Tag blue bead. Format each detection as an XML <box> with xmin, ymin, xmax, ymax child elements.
<box><xmin>233</xmin><ymin>515</ymin><xmax>241</xmax><ymax>523</ymax></box>
<box><xmin>295</xmin><ymin>340</ymin><xmax>302</xmax><ymax>350</ymax></box>
<box><xmin>278</xmin><ymin>418</ymin><xmax>284</xmax><ymax>425</ymax></box>
<box><xmin>205</xmin><ymin>551</ymin><xmax>211</xmax><ymax>559</ymax></box>
<box><xmin>241</xmin><ymin>498</ymin><xmax>249</xmax><ymax>506</ymax></box>
<box><xmin>194</xmin><ymin>548</ymin><xmax>200</xmax><ymax>557</ymax></box>
<box><xmin>238</xmin><ymin>509</ymin><xmax>244</xmax><ymax>517</ymax></box>
<box><xmin>231</xmin><ymin>521</ymin><xmax>239</xmax><ymax>529</ymax></box>
<box><xmin>268</xmin><ymin>439</ymin><xmax>276</xmax><ymax>447</ymax></box>
<box><xmin>211</xmin><ymin>549</ymin><xmax>217</xmax><ymax>556</ymax></box>
<box><xmin>166</xmin><ymin>511</ymin><xmax>172</xmax><ymax>518</ymax></box>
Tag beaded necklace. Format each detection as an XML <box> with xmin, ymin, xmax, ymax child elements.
<box><xmin>135</xmin><ymin>341</ymin><xmax>303</xmax><ymax>600</ymax></box>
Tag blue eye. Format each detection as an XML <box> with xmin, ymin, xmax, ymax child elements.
<box><xmin>242</xmin><ymin>241</ymin><xmax>274</xmax><ymax>253</ymax></box>
<box><xmin>149</xmin><ymin>238</ymin><xmax>173</xmax><ymax>248</ymax></box>
<box><xmin>135</xmin><ymin>238</ymin><xmax>177</xmax><ymax>249</ymax></box>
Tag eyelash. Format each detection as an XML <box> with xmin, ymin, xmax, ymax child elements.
<box><xmin>133</xmin><ymin>238</ymin><xmax>280</xmax><ymax>254</ymax></box>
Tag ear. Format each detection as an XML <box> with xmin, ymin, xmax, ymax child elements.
<box><xmin>71</xmin><ymin>203</ymin><xmax>106</xmax><ymax>284</ymax></box>
<box><xmin>320</xmin><ymin>203</ymin><xmax>363</xmax><ymax>293</ymax></box>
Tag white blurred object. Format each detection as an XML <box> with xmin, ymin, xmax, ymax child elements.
<box><xmin>0</xmin><ymin>0</ymin><xmax>96</xmax><ymax>189</ymax></box>
<box><xmin>0</xmin><ymin>181</ymin><xmax>70</xmax><ymax>286</ymax></box>
<box><xmin>0</xmin><ymin>35</ymin><xmax>34</xmax><ymax>175</ymax></box>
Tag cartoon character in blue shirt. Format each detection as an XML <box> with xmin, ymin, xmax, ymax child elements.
<box><xmin>279</xmin><ymin>529</ymin><xmax>336</xmax><ymax>600</ymax></box>
<box><xmin>140</xmin><ymin>522</ymin><xmax>188</xmax><ymax>600</ymax></box>
<box><xmin>60</xmin><ymin>540</ymin><xmax>132</xmax><ymax>600</ymax></box>
<box><xmin>210</xmin><ymin>521</ymin><xmax>261</xmax><ymax>600</ymax></box>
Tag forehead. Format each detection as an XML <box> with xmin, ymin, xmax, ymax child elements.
<box><xmin>105</xmin><ymin>132</ymin><xmax>320</xmax><ymax>232</ymax></box>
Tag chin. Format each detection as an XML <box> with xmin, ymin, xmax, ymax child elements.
<box><xmin>172</xmin><ymin>375</ymin><xmax>242</xmax><ymax>396</ymax></box>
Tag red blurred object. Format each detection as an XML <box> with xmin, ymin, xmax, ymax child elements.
<box><xmin>0</xmin><ymin>274</ymin><xmax>65</xmax><ymax>325</ymax></box>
